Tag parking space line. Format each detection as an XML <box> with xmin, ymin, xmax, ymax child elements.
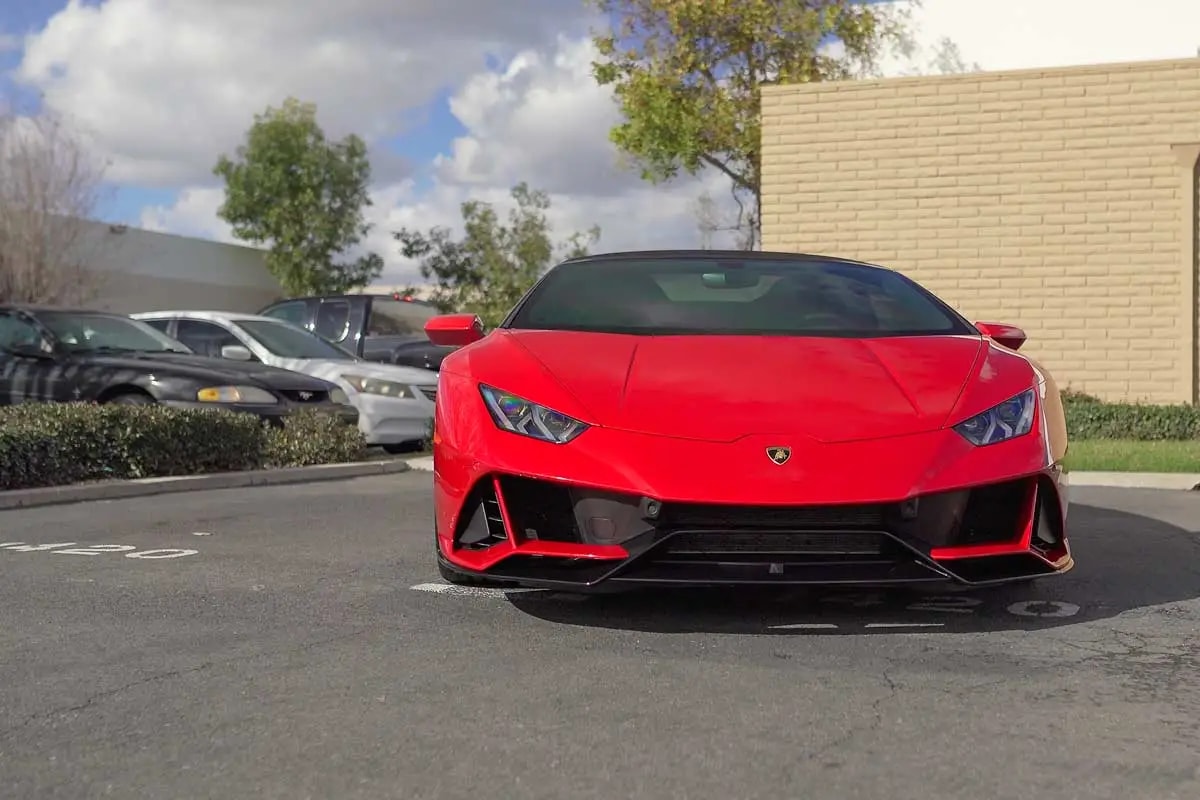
<box><xmin>409</xmin><ymin>582</ymin><xmax>543</xmax><ymax>598</ymax></box>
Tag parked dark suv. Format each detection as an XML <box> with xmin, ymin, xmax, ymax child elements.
<box><xmin>258</xmin><ymin>293</ymin><xmax>455</xmax><ymax>371</ymax></box>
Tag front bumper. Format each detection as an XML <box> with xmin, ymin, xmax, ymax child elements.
<box><xmin>353</xmin><ymin>392</ymin><xmax>434</xmax><ymax>445</ymax></box>
<box><xmin>436</xmin><ymin>470</ymin><xmax>1072</xmax><ymax>591</ymax></box>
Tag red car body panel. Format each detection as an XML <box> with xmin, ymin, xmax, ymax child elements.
<box><xmin>426</xmin><ymin>252</ymin><xmax>1073</xmax><ymax>591</ymax></box>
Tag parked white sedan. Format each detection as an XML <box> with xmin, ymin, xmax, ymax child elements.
<box><xmin>132</xmin><ymin>310</ymin><xmax>438</xmax><ymax>452</ymax></box>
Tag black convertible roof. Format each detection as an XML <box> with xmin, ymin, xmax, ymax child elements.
<box><xmin>557</xmin><ymin>249</ymin><xmax>894</xmax><ymax>271</ymax></box>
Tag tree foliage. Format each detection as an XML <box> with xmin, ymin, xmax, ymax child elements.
<box><xmin>588</xmin><ymin>0</ymin><xmax>914</xmax><ymax>247</ymax></box>
<box><xmin>0</xmin><ymin>104</ymin><xmax>110</xmax><ymax>305</ymax></box>
<box><xmin>213</xmin><ymin>97</ymin><xmax>383</xmax><ymax>296</ymax></box>
<box><xmin>394</xmin><ymin>182</ymin><xmax>599</xmax><ymax>327</ymax></box>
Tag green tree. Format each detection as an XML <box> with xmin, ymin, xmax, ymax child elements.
<box><xmin>588</xmin><ymin>0</ymin><xmax>914</xmax><ymax>247</ymax></box>
<box><xmin>394</xmin><ymin>182</ymin><xmax>599</xmax><ymax>327</ymax></box>
<box><xmin>213</xmin><ymin>97</ymin><xmax>383</xmax><ymax>296</ymax></box>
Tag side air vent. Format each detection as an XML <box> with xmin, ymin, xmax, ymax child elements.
<box><xmin>454</xmin><ymin>480</ymin><xmax>508</xmax><ymax>549</ymax></box>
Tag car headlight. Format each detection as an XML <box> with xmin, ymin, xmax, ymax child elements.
<box><xmin>196</xmin><ymin>385</ymin><xmax>278</xmax><ymax>404</ymax></box>
<box><xmin>329</xmin><ymin>387</ymin><xmax>350</xmax><ymax>405</ymax></box>
<box><xmin>341</xmin><ymin>373</ymin><xmax>414</xmax><ymax>398</ymax></box>
<box><xmin>953</xmin><ymin>388</ymin><xmax>1036</xmax><ymax>446</ymax></box>
<box><xmin>479</xmin><ymin>384</ymin><xmax>588</xmax><ymax>444</ymax></box>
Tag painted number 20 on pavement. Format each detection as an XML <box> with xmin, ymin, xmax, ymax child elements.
<box><xmin>0</xmin><ymin>542</ymin><xmax>197</xmax><ymax>559</ymax></box>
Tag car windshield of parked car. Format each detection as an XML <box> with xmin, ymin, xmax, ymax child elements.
<box><xmin>236</xmin><ymin>319</ymin><xmax>356</xmax><ymax>360</ymax></box>
<box><xmin>36</xmin><ymin>311</ymin><xmax>193</xmax><ymax>353</ymax></box>
<box><xmin>366</xmin><ymin>297</ymin><xmax>439</xmax><ymax>336</ymax></box>
<box><xmin>505</xmin><ymin>256</ymin><xmax>975</xmax><ymax>337</ymax></box>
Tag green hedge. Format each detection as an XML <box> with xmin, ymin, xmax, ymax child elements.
<box><xmin>0</xmin><ymin>403</ymin><xmax>367</xmax><ymax>491</ymax></box>
<box><xmin>1062</xmin><ymin>390</ymin><xmax>1200</xmax><ymax>441</ymax></box>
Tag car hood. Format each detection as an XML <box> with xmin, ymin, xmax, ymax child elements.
<box><xmin>500</xmin><ymin>330</ymin><xmax>1018</xmax><ymax>443</ymax></box>
<box><xmin>273</xmin><ymin>358</ymin><xmax>438</xmax><ymax>386</ymax></box>
<box><xmin>86</xmin><ymin>352</ymin><xmax>334</xmax><ymax>391</ymax></box>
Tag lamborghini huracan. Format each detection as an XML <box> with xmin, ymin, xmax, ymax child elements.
<box><xmin>423</xmin><ymin>250</ymin><xmax>1073</xmax><ymax>591</ymax></box>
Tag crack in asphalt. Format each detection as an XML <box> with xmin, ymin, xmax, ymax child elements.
<box><xmin>0</xmin><ymin>626</ymin><xmax>378</xmax><ymax>739</ymax></box>
<box><xmin>805</xmin><ymin>670</ymin><xmax>899</xmax><ymax>765</ymax></box>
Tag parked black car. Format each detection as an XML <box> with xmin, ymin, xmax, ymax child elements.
<box><xmin>257</xmin><ymin>293</ymin><xmax>456</xmax><ymax>370</ymax></box>
<box><xmin>0</xmin><ymin>305</ymin><xmax>358</xmax><ymax>426</ymax></box>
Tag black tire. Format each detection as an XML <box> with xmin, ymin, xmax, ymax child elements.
<box><xmin>105</xmin><ymin>392</ymin><xmax>154</xmax><ymax>405</ymax></box>
<box><xmin>382</xmin><ymin>442</ymin><xmax>420</xmax><ymax>455</ymax></box>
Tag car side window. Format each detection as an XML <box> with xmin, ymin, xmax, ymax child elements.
<box><xmin>140</xmin><ymin>318</ymin><xmax>173</xmax><ymax>335</ymax></box>
<box><xmin>0</xmin><ymin>314</ymin><xmax>51</xmax><ymax>354</ymax></box>
<box><xmin>314</xmin><ymin>300</ymin><xmax>350</xmax><ymax>342</ymax></box>
<box><xmin>174</xmin><ymin>320</ymin><xmax>245</xmax><ymax>359</ymax></box>
<box><xmin>262</xmin><ymin>301</ymin><xmax>310</xmax><ymax>328</ymax></box>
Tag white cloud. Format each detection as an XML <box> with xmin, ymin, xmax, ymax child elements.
<box><xmin>33</xmin><ymin>0</ymin><xmax>1200</xmax><ymax>286</ymax></box>
<box><xmin>880</xmin><ymin>0</ymin><xmax>1200</xmax><ymax>75</ymax></box>
<box><xmin>14</xmin><ymin>0</ymin><xmax>586</xmax><ymax>185</ymax></box>
<box><xmin>139</xmin><ymin>34</ymin><xmax>740</xmax><ymax>283</ymax></box>
<box><xmin>138</xmin><ymin>187</ymin><xmax>233</xmax><ymax>243</ymax></box>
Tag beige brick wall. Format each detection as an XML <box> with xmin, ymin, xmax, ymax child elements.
<box><xmin>761</xmin><ymin>58</ymin><xmax>1200</xmax><ymax>404</ymax></box>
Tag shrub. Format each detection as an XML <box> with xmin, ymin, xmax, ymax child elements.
<box><xmin>262</xmin><ymin>408</ymin><xmax>368</xmax><ymax>467</ymax></box>
<box><xmin>0</xmin><ymin>402</ymin><xmax>367</xmax><ymax>491</ymax></box>
<box><xmin>1062</xmin><ymin>392</ymin><xmax>1200</xmax><ymax>441</ymax></box>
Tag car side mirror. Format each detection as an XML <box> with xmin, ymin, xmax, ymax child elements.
<box><xmin>221</xmin><ymin>344</ymin><xmax>254</xmax><ymax>361</ymax></box>
<box><xmin>975</xmin><ymin>321</ymin><xmax>1027</xmax><ymax>351</ymax></box>
<box><xmin>425</xmin><ymin>314</ymin><xmax>485</xmax><ymax>347</ymax></box>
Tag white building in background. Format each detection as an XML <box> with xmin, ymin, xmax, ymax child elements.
<box><xmin>78</xmin><ymin>219</ymin><xmax>283</xmax><ymax>314</ymax></box>
<box><xmin>67</xmin><ymin>218</ymin><xmax>434</xmax><ymax>313</ymax></box>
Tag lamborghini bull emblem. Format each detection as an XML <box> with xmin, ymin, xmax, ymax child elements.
<box><xmin>766</xmin><ymin>446</ymin><xmax>791</xmax><ymax>465</ymax></box>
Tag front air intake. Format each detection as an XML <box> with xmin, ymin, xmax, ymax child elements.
<box><xmin>454</xmin><ymin>480</ymin><xmax>508</xmax><ymax>549</ymax></box>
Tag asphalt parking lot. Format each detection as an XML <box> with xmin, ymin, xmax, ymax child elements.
<box><xmin>2</xmin><ymin>472</ymin><xmax>1199</xmax><ymax>800</ymax></box>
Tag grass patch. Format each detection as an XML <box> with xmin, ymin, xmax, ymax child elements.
<box><xmin>1066</xmin><ymin>439</ymin><xmax>1200</xmax><ymax>473</ymax></box>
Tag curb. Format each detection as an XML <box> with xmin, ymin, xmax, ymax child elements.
<box><xmin>406</xmin><ymin>456</ymin><xmax>434</xmax><ymax>472</ymax></box>
<box><xmin>1068</xmin><ymin>471</ymin><xmax>1200</xmax><ymax>491</ymax></box>
<box><xmin>0</xmin><ymin>459</ymin><xmax>413</xmax><ymax>511</ymax></box>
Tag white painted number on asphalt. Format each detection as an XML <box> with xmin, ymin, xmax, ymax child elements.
<box><xmin>0</xmin><ymin>542</ymin><xmax>76</xmax><ymax>551</ymax></box>
<box><xmin>1005</xmin><ymin>600</ymin><xmax>1080</xmax><ymax>618</ymax></box>
<box><xmin>411</xmin><ymin>583</ymin><xmax>1086</xmax><ymax>629</ymax></box>
<box><xmin>54</xmin><ymin>545</ymin><xmax>136</xmax><ymax>555</ymax></box>
<box><xmin>0</xmin><ymin>543</ymin><xmax>197</xmax><ymax>560</ymax></box>
<box><xmin>819</xmin><ymin>592</ymin><xmax>885</xmax><ymax>608</ymax></box>
<box><xmin>125</xmin><ymin>549</ymin><xmax>199</xmax><ymax>559</ymax></box>
<box><xmin>905</xmin><ymin>596</ymin><xmax>983</xmax><ymax>614</ymax></box>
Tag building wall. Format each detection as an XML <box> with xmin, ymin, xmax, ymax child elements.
<box><xmin>760</xmin><ymin>57</ymin><xmax>1200</xmax><ymax>404</ymax></box>
<box><xmin>74</xmin><ymin>220</ymin><xmax>283</xmax><ymax>314</ymax></box>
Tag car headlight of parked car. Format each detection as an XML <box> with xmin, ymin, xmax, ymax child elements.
<box><xmin>196</xmin><ymin>385</ymin><xmax>278</xmax><ymax>404</ymax></box>
<box><xmin>329</xmin><ymin>387</ymin><xmax>350</xmax><ymax>405</ymax></box>
<box><xmin>341</xmin><ymin>374</ymin><xmax>415</xmax><ymax>398</ymax></box>
<box><xmin>953</xmin><ymin>387</ymin><xmax>1036</xmax><ymax>446</ymax></box>
<box><xmin>479</xmin><ymin>384</ymin><xmax>588</xmax><ymax>444</ymax></box>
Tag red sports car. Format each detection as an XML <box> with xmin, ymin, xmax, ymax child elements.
<box><xmin>423</xmin><ymin>251</ymin><xmax>1073</xmax><ymax>591</ymax></box>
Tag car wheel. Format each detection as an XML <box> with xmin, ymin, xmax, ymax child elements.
<box><xmin>105</xmin><ymin>392</ymin><xmax>154</xmax><ymax>405</ymax></box>
<box><xmin>382</xmin><ymin>442</ymin><xmax>420</xmax><ymax>455</ymax></box>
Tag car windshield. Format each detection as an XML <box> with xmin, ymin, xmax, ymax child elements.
<box><xmin>367</xmin><ymin>297</ymin><xmax>439</xmax><ymax>336</ymax></box>
<box><xmin>36</xmin><ymin>311</ymin><xmax>192</xmax><ymax>353</ymax></box>
<box><xmin>236</xmin><ymin>319</ymin><xmax>356</xmax><ymax>360</ymax></box>
<box><xmin>505</xmin><ymin>256</ymin><xmax>975</xmax><ymax>337</ymax></box>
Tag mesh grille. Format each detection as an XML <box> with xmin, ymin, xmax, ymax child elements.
<box><xmin>660</xmin><ymin>502</ymin><xmax>889</xmax><ymax>530</ymax></box>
